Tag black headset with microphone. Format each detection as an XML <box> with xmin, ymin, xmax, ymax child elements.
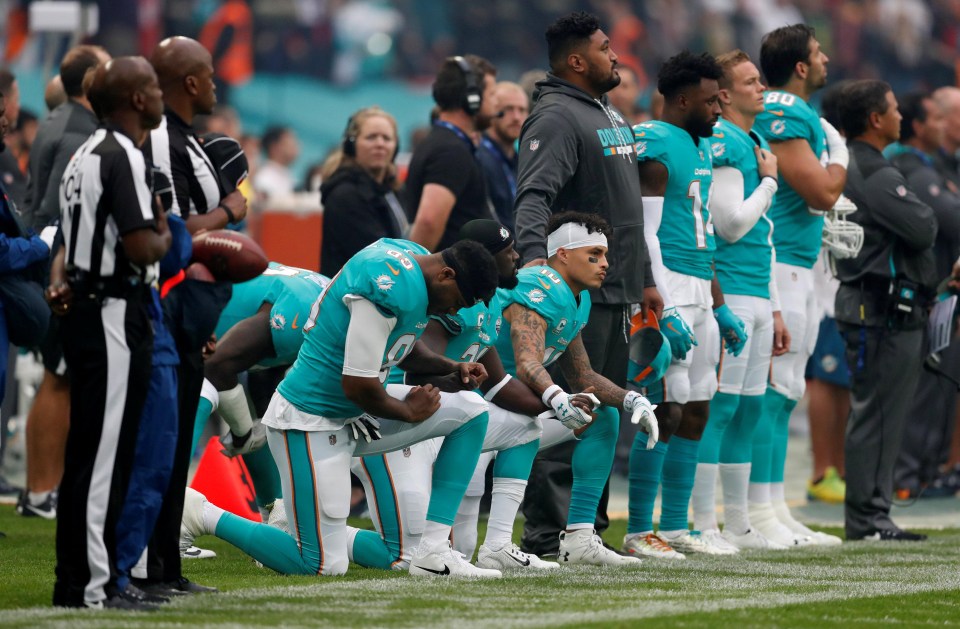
<box><xmin>342</xmin><ymin>108</ymin><xmax>399</xmax><ymax>160</ymax></box>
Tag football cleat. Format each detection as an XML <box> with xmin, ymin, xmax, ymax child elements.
<box><xmin>749</xmin><ymin>502</ymin><xmax>812</xmax><ymax>548</ymax></box>
<box><xmin>180</xmin><ymin>488</ymin><xmax>210</xmax><ymax>552</ymax></box>
<box><xmin>558</xmin><ymin>529</ymin><xmax>642</xmax><ymax>566</ymax></box>
<box><xmin>772</xmin><ymin>501</ymin><xmax>842</xmax><ymax>546</ymax></box>
<box><xmin>807</xmin><ymin>467</ymin><xmax>845</xmax><ymax>504</ymax></box>
<box><xmin>622</xmin><ymin>533</ymin><xmax>686</xmax><ymax>560</ymax></box>
<box><xmin>701</xmin><ymin>528</ymin><xmax>742</xmax><ymax>554</ymax></box>
<box><xmin>721</xmin><ymin>527</ymin><xmax>786</xmax><ymax>551</ymax></box>
<box><xmin>181</xmin><ymin>545</ymin><xmax>217</xmax><ymax>559</ymax></box>
<box><xmin>661</xmin><ymin>530</ymin><xmax>736</xmax><ymax>555</ymax></box>
<box><xmin>476</xmin><ymin>542</ymin><xmax>559</xmax><ymax>571</ymax></box>
<box><xmin>409</xmin><ymin>541</ymin><xmax>502</xmax><ymax>578</ymax></box>
<box><xmin>15</xmin><ymin>490</ymin><xmax>57</xmax><ymax>519</ymax></box>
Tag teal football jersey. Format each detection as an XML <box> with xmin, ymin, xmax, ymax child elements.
<box><xmin>755</xmin><ymin>89</ymin><xmax>827</xmax><ymax>269</ymax></box>
<box><xmin>495</xmin><ymin>266</ymin><xmax>591</xmax><ymax>375</ymax></box>
<box><xmin>634</xmin><ymin>120</ymin><xmax>715</xmax><ymax>280</ymax></box>
<box><xmin>214</xmin><ymin>262</ymin><xmax>330</xmax><ymax>368</ymax></box>
<box><xmin>711</xmin><ymin>119</ymin><xmax>774</xmax><ymax>299</ymax></box>
<box><xmin>277</xmin><ymin>238</ymin><xmax>430</xmax><ymax>419</ymax></box>
<box><xmin>385</xmin><ymin>292</ymin><xmax>504</xmax><ymax>385</ymax></box>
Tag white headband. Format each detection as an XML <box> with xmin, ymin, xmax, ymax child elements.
<box><xmin>547</xmin><ymin>222</ymin><xmax>608</xmax><ymax>257</ymax></box>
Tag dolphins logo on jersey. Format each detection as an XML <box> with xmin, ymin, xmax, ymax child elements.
<box><xmin>711</xmin><ymin>143</ymin><xmax>725</xmax><ymax>158</ymax></box>
<box><xmin>376</xmin><ymin>274</ymin><xmax>395</xmax><ymax>291</ymax></box>
<box><xmin>270</xmin><ymin>313</ymin><xmax>286</xmax><ymax>330</ymax></box>
<box><xmin>635</xmin><ymin>141</ymin><xmax>647</xmax><ymax>156</ymax></box>
<box><xmin>527</xmin><ymin>288</ymin><xmax>546</xmax><ymax>304</ymax></box>
<box><xmin>770</xmin><ymin>119</ymin><xmax>786</xmax><ymax>135</ymax></box>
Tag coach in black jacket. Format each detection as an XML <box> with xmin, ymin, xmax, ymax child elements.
<box><xmin>834</xmin><ymin>80</ymin><xmax>937</xmax><ymax>542</ymax></box>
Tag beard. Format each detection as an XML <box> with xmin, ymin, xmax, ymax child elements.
<box><xmin>693</xmin><ymin>116</ymin><xmax>717</xmax><ymax>138</ymax></box>
<box><xmin>498</xmin><ymin>271</ymin><xmax>519</xmax><ymax>290</ymax></box>
<box><xmin>587</xmin><ymin>63</ymin><xmax>621</xmax><ymax>96</ymax></box>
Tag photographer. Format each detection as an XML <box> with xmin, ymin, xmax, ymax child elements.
<box><xmin>834</xmin><ymin>80</ymin><xmax>938</xmax><ymax>542</ymax></box>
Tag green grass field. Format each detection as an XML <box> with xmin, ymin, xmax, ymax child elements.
<box><xmin>2</xmin><ymin>506</ymin><xmax>959</xmax><ymax>628</ymax></box>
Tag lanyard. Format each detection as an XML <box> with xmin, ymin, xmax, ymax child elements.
<box><xmin>480</xmin><ymin>136</ymin><xmax>517</xmax><ymax>198</ymax></box>
<box><xmin>434</xmin><ymin>121</ymin><xmax>476</xmax><ymax>154</ymax></box>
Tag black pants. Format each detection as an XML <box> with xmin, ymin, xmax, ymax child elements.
<box><xmin>520</xmin><ymin>303</ymin><xmax>628</xmax><ymax>555</ymax></box>
<box><xmin>894</xmin><ymin>335</ymin><xmax>960</xmax><ymax>490</ymax></box>
<box><xmin>53</xmin><ymin>293</ymin><xmax>152</xmax><ymax>607</ymax></box>
<box><xmin>144</xmin><ymin>279</ymin><xmax>231</xmax><ymax>583</ymax></box>
<box><xmin>840</xmin><ymin>322</ymin><xmax>923</xmax><ymax>538</ymax></box>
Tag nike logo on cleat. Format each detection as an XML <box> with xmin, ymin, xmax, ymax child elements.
<box><xmin>183</xmin><ymin>548</ymin><xmax>202</xmax><ymax>557</ymax></box>
<box><xmin>418</xmin><ymin>565</ymin><xmax>451</xmax><ymax>575</ymax></box>
<box><xmin>509</xmin><ymin>554</ymin><xmax>531</xmax><ymax>567</ymax></box>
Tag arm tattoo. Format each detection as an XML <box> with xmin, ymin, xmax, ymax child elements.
<box><xmin>505</xmin><ymin>304</ymin><xmax>555</xmax><ymax>396</ymax></box>
<box><xmin>558</xmin><ymin>334</ymin><xmax>627</xmax><ymax>407</ymax></box>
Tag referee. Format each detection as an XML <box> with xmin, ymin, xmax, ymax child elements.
<box><xmin>134</xmin><ymin>36</ymin><xmax>246</xmax><ymax>596</ymax></box>
<box><xmin>52</xmin><ymin>57</ymin><xmax>171</xmax><ymax>609</ymax></box>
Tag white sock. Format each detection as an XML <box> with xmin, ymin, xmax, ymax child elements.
<box><xmin>719</xmin><ymin>463</ymin><xmax>751</xmax><ymax>535</ymax></box>
<box><xmin>419</xmin><ymin>520</ymin><xmax>452</xmax><ymax>553</ymax></box>
<box><xmin>748</xmin><ymin>482</ymin><xmax>770</xmax><ymax>506</ymax></box>
<box><xmin>770</xmin><ymin>482</ymin><xmax>785</xmax><ymax>503</ymax></box>
<box><xmin>28</xmin><ymin>490</ymin><xmax>51</xmax><ymax>505</ymax></box>
<box><xmin>483</xmin><ymin>478</ymin><xmax>526</xmax><ymax>550</ymax></box>
<box><xmin>691</xmin><ymin>462</ymin><xmax>719</xmax><ymax>531</ymax></box>
<box><xmin>452</xmin><ymin>494</ymin><xmax>482</xmax><ymax>558</ymax></box>
<box><xmin>659</xmin><ymin>529</ymin><xmax>688</xmax><ymax>540</ymax></box>
<box><xmin>202</xmin><ymin>501</ymin><xmax>226</xmax><ymax>534</ymax></box>
<box><xmin>565</xmin><ymin>522</ymin><xmax>593</xmax><ymax>532</ymax></box>
<box><xmin>345</xmin><ymin>526</ymin><xmax>359</xmax><ymax>562</ymax></box>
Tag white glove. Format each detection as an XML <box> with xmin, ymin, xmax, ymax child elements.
<box><xmin>542</xmin><ymin>384</ymin><xmax>593</xmax><ymax>431</ymax></box>
<box><xmin>821</xmin><ymin>117</ymin><xmax>848</xmax><ymax>169</ymax></box>
<box><xmin>39</xmin><ymin>225</ymin><xmax>58</xmax><ymax>251</ymax></box>
<box><xmin>347</xmin><ymin>414</ymin><xmax>382</xmax><ymax>443</ymax></box>
<box><xmin>624</xmin><ymin>391</ymin><xmax>659</xmax><ymax>449</ymax></box>
<box><xmin>219</xmin><ymin>421</ymin><xmax>267</xmax><ymax>458</ymax></box>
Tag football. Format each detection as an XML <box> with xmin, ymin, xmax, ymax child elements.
<box><xmin>191</xmin><ymin>230</ymin><xmax>268</xmax><ymax>283</ymax></box>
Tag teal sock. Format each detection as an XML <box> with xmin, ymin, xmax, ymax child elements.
<box><xmin>426</xmin><ymin>412</ymin><xmax>488</xmax><ymax>525</ymax></box>
<box><xmin>351</xmin><ymin>529</ymin><xmax>395</xmax><ymax>570</ymax></box>
<box><xmin>215</xmin><ymin>512</ymin><xmax>317</xmax><ymax>574</ymax></box>
<box><xmin>771</xmin><ymin>397</ymin><xmax>797</xmax><ymax>484</ymax></box>
<box><xmin>659</xmin><ymin>435</ymin><xmax>700</xmax><ymax>532</ymax></box>
<box><xmin>750</xmin><ymin>388</ymin><xmax>787</xmax><ymax>483</ymax></box>
<box><xmin>493</xmin><ymin>438</ymin><xmax>539</xmax><ymax>480</ymax></box>
<box><xmin>359</xmin><ymin>455</ymin><xmax>403</xmax><ymax>561</ymax></box>
<box><xmin>242</xmin><ymin>446</ymin><xmax>283</xmax><ymax>508</ymax></box>
<box><xmin>568</xmin><ymin>406</ymin><xmax>619</xmax><ymax>526</ymax></box>
<box><xmin>720</xmin><ymin>394</ymin><xmax>763</xmax><ymax>464</ymax></box>
<box><xmin>628</xmin><ymin>439</ymin><xmax>667</xmax><ymax>534</ymax></box>
<box><xmin>192</xmin><ymin>396</ymin><xmax>213</xmax><ymax>457</ymax></box>
<box><xmin>700</xmin><ymin>392</ymin><xmax>739</xmax><ymax>465</ymax></box>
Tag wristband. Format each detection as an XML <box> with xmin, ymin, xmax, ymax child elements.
<box><xmin>218</xmin><ymin>203</ymin><xmax>237</xmax><ymax>224</ymax></box>
<box><xmin>541</xmin><ymin>384</ymin><xmax>562</xmax><ymax>407</ymax></box>
<box><xmin>484</xmin><ymin>374</ymin><xmax>512</xmax><ymax>401</ymax></box>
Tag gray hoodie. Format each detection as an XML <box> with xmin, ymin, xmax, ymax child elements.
<box><xmin>514</xmin><ymin>74</ymin><xmax>652</xmax><ymax>305</ymax></box>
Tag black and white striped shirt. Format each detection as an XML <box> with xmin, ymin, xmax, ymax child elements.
<box><xmin>60</xmin><ymin>126</ymin><xmax>159</xmax><ymax>283</ymax></box>
<box><xmin>145</xmin><ymin>110</ymin><xmax>222</xmax><ymax>218</ymax></box>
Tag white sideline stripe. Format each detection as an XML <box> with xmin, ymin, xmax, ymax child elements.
<box><xmin>83</xmin><ymin>298</ymin><xmax>131</xmax><ymax>605</ymax></box>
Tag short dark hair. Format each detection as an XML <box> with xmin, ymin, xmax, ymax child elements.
<box><xmin>442</xmin><ymin>240</ymin><xmax>499</xmax><ymax>306</ymax></box>
<box><xmin>431</xmin><ymin>54</ymin><xmax>496</xmax><ymax>112</ymax></box>
<box><xmin>0</xmin><ymin>69</ymin><xmax>15</xmax><ymax>96</ymax></box>
<box><xmin>545</xmin><ymin>12</ymin><xmax>602</xmax><ymax>72</ymax></box>
<box><xmin>819</xmin><ymin>79</ymin><xmax>852</xmax><ymax>131</ymax></box>
<box><xmin>657</xmin><ymin>51</ymin><xmax>723</xmax><ymax>100</ymax></box>
<box><xmin>898</xmin><ymin>91</ymin><xmax>930</xmax><ymax>143</ymax></box>
<box><xmin>261</xmin><ymin>126</ymin><xmax>290</xmax><ymax>154</ymax></box>
<box><xmin>60</xmin><ymin>45</ymin><xmax>104</xmax><ymax>97</ymax></box>
<box><xmin>760</xmin><ymin>24</ymin><xmax>816</xmax><ymax>88</ymax></box>
<box><xmin>547</xmin><ymin>211</ymin><xmax>611</xmax><ymax>239</ymax></box>
<box><xmin>838</xmin><ymin>79</ymin><xmax>892</xmax><ymax>139</ymax></box>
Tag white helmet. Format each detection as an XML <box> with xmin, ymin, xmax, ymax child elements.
<box><xmin>822</xmin><ymin>194</ymin><xmax>864</xmax><ymax>260</ymax></box>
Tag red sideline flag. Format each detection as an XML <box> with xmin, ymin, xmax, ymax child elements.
<box><xmin>190</xmin><ymin>436</ymin><xmax>261</xmax><ymax>522</ymax></box>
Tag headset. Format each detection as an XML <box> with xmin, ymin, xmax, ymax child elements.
<box><xmin>342</xmin><ymin>108</ymin><xmax>400</xmax><ymax>160</ymax></box>
<box><xmin>451</xmin><ymin>55</ymin><xmax>483</xmax><ymax>116</ymax></box>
